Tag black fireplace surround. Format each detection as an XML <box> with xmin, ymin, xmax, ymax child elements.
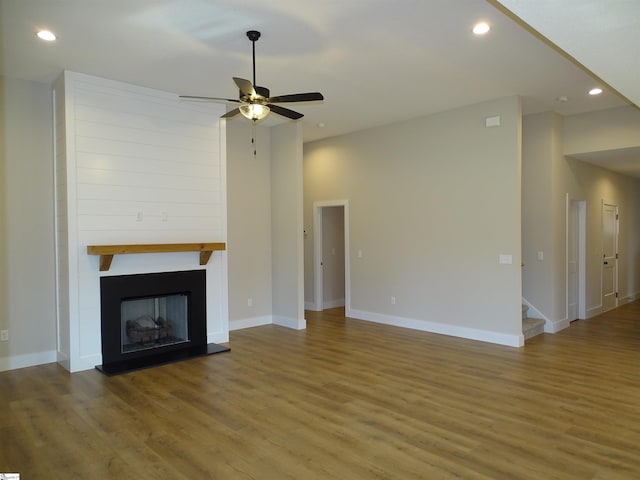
<box><xmin>97</xmin><ymin>269</ymin><xmax>228</xmax><ymax>375</ymax></box>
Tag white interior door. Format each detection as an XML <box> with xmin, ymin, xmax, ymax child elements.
<box><xmin>567</xmin><ymin>200</ymin><xmax>578</xmax><ymax>321</ymax></box>
<box><xmin>602</xmin><ymin>202</ymin><xmax>618</xmax><ymax>312</ymax></box>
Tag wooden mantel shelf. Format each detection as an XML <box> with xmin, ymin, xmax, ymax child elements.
<box><xmin>87</xmin><ymin>243</ymin><xmax>226</xmax><ymax>272</ymax></box>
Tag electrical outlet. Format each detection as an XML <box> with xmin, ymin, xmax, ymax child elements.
<box><xmin>247</xmin><ymin>298</ymin><xmax>253</xmax><ymax>307</ymax></box>
<box><xmin>391</xmin><ymin>296</ymin><xmax>396</xmax><ymax>305</ymax></box>
<box><xmin>0</xmin><ymin>330</ymin><xmax>8</xmax><ymax>341</ymax></box>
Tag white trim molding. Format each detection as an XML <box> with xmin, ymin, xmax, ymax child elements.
<box><xmin>544</xmin><ymin>318</ymin><xmax>570</xmax><ymax>334</ymax></box>
<box><xmin>273</xmin><ymin>315</ymin><xmax>306</xmax><ymax>330</ymax></box>
<box><xmin>521</xmin><ymin>297</ymin><xmax>569</xmax><ymax>334</ymax></box>
<box><xmin>0</xmin><ymin>350</ymin><xmax>58</xmax><ymax>373</ymax></box>
<box><xmin>347</xmin><ymin>308</ymin><xmax>524</xmax><ymax>347</ymax></box>
<box><xmin>229</xmin><ymin>315</ymin><xmax>273</xmax><ymax>331</ymax></box>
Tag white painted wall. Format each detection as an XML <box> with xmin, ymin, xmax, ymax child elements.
<box><xmin>54</xmin><ymin>72</ymin><xmax>228</xmax><ymax>372</ymax></box>
<box><xmin>226</xmin><ymin>121</ymin><xmax>274</xmax><ymax>330</ymax></box>
<box><xmin>304</xmin><ymin>96</ymin><xmax>523</xmax><ymax>346</ymax></box>
<box><xmin>563</xmin><ymin>106</ymin><xmax>640</xmax><ymax>155</ymax></box>
<box><xmin>0</xmin><ymin>76</ymin><xmax>57</xmax><ymax>371</ymax></box>
<box><xmin>521</xmin><ymin>112</ymin><xmax>562</xmax><ymax>326</ymax></box>
<box><xmin>271</xmin><ymin>122</ymin><xmax>305</xmax><ymax>329</ymax></box>
<box><xmin>227</xmin><ymin>120</ymin><xmax>305</xmax><ymax>331</ymax></box>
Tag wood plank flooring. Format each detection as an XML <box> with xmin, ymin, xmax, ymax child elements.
<box><xmin>1</xmin><ymin>303</ymin><xmax>640</xmax><ymax>479</ymax></box>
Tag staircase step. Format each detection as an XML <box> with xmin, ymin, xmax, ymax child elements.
<box><xmin>523</xmin><ymin>317</ymin><xmax>545</xmax><ymax>340</ymax></box>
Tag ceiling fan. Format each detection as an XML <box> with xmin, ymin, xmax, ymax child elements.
<box><xmin>180</xmin><ymin>30</ymin><xmax>324</xmax><ymax>122</ymax></box>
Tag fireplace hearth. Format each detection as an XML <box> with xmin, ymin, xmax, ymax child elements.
<box><xmin>97</xmin><ymin>269</ymin><xmax>229</xmax><ymax>375</ymax></box>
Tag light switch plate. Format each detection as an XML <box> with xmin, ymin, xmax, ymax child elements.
<box><xmin>499</xmin><ymin>254</ymin><xmax>512</xmax><ymax>264</ymax></box>
<box><xmin>485</xmin><ymin>115</ymin><xmax>501</xmax><ymax>128</ymax></box>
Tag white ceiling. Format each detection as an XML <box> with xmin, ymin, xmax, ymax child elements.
<box><xmin>495</xmin><ymin>0</ymin><xmax>640</xmax><ymax>108</ymax></box>
<box><xmin>1</xmin><ymin>0</ymin><xmax>638</xmax><ymax>173</ymax></box>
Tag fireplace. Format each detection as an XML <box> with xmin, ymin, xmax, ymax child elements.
<box><xmin>97</xmin><ymin>269</ymin><xmax>228</xmax><ymax>375</ymax></box>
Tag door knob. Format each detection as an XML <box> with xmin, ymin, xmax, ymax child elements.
<box><xmin>604</xmin><ymin>261</ymin><xmax>608</xmax><ymax>265</ymax></box>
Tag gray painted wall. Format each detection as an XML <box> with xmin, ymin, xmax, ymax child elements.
<box><xmin>522</xmin><ymin>109</ymin><xmax>640</xmax><ymax>328</ymax></box>
<box><xmin>304</xmin><ymin>96</ymin><xmax>523</xmax><ymax>345</ymax></box>
<box><xmin>227</xmin><ymin>121</ymin><xmax>305</xmax><ymax>331</ymax></box>
<box><xmin>0</xmin><ymin>77</ymin><xmax>56</xmax><ymax>370</ymax></box>
<box><xmin>226</xmin><ymin>121</ymin><xmax>273</xmax><ymax>328</ymax></box>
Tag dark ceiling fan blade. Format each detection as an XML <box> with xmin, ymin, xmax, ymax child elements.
<box><xmin>233</xmin><ymin>77</ymin><xmax>256</xmax><ymax>97</ymax></box>
<box><xmin>268</xmin><ymin>104</ymin><xmax>304</xmax><ymax>120</ymax></box>
<box><xmin>179</xmin><ymin>95</ymin><xmax>241</xmax><ymax>104</ymax></box>
<box><xmin>221</xmin><ymin>108</ymin><xmax>241</xmax><ymax>118</ymax></box>
<box><xmin>267</xmin><ymin>92</ymin><xmax>324</xmax><ymax>103</ymax></box>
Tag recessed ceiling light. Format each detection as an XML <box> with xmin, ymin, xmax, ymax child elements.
<box><xmin>472</xmin><ymin>22</ymin><xmax>491</xmax><ymax>35</ymax></box>
<box><xmin>36</xmin><ymin>30</ymin><xmax>57</xmax><ymax>41</ymax></box>
<box><xmin>588</xmin><ymin>87</ymin><xmax>603</xmax><ymax>96</ymax></box>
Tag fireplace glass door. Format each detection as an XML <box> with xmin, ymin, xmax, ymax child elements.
<box><xmin>121</xmin><ymin>293</ymin><xmax>190</xmax><ymax>354</ymax></box>
<box><xmin>99</xmin><ymin>269</ymin><xmax>211</xmax><ymax>374</ymax></box>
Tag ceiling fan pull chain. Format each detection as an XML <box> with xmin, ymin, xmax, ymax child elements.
<box><xmin>252</xmin><ymin>121</ymin><xmax>257</xmax><ymax>157</ymax></box>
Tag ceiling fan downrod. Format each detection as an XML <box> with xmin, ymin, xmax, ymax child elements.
<box><xmin>246</xmin><ymin>30</ymin><xmax>261</xmax><ymax>87</ymax></box>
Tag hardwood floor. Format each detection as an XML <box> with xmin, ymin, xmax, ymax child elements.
<box><xmin>1</xmin><ymin>303</ymin><xmax>640</xmax><ymax>479</ymax></box>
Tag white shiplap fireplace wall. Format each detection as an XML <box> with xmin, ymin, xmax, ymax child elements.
<box><xmin>54</xmin><ymin>71</ymin><xmax>228</xmax><ymax>372</ymax></box>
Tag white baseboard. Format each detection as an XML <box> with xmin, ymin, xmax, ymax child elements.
<box><xmin>69</xmin><ymin>353</ymin><xmax>103</xmax><ymax>373</ymax></box>
<box><xmin>545</xmin><ymin>318</ymin><xmax>570</xmax><ymax>333</ymax></box>
<box><xmin>273</xmin><ymin>315</ymin><xmax>306</xmax><ymax>330</ymax></box>
<box><xmin>207</xmin><ymin>331</ymin><xmax>229</xmax><ymax>344</ymax></box>
<box><xmin>618</xmin><ymin>291</ymin><xmax>640</xmax><ymax>306</ymax></box>
<box><xmin>304</xmin><ymin>299</ymin><xmax>345</xmax><ymax>311</ymax></box>
<box><xmin>322</xmin><ymin>298</ymin><xmax>345</xmax><ymax>309</ymax></box>
<box><xmin>585</xmin><ymin>295</ymin><xmax>637</xmax><ymax>318</ymax></box>
<box><xmin>346</xmin><ymin>308</ymin><xmax>524</xmax><ymax>347</ymax></box>
<box><xmin>0</xmin><ymin>350</ymin><xmax>57</xmax><ymax>372</ymax></box>
<box><xmin>229</xmin><ymin>315</ymin><xmax>272</xmax><ymax>331</ymax></box>
<box><xmin>57</xmin><ymin>351</ymin><xmax>70</xmax><ymax>371</ymax></box>
<box><xmin>585</xmin><ymin>304</ymin><xmax>603</xmax><ymax>319</ymax></box>
<box><xmin>229</xmin><ymin>314</ymin><xmax>308</xmax><ymax>332</ymax></box>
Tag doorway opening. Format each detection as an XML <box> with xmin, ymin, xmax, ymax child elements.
<box><xmin>313</xmin><ymin>200</ymin><xmax>350</xmax><ymax>312</ymax></box>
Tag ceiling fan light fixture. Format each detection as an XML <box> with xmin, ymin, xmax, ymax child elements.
<box><xmin>239</xmin><ymin>103</ymin><xmax>270</xmax><ymax>121</ymax></box>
